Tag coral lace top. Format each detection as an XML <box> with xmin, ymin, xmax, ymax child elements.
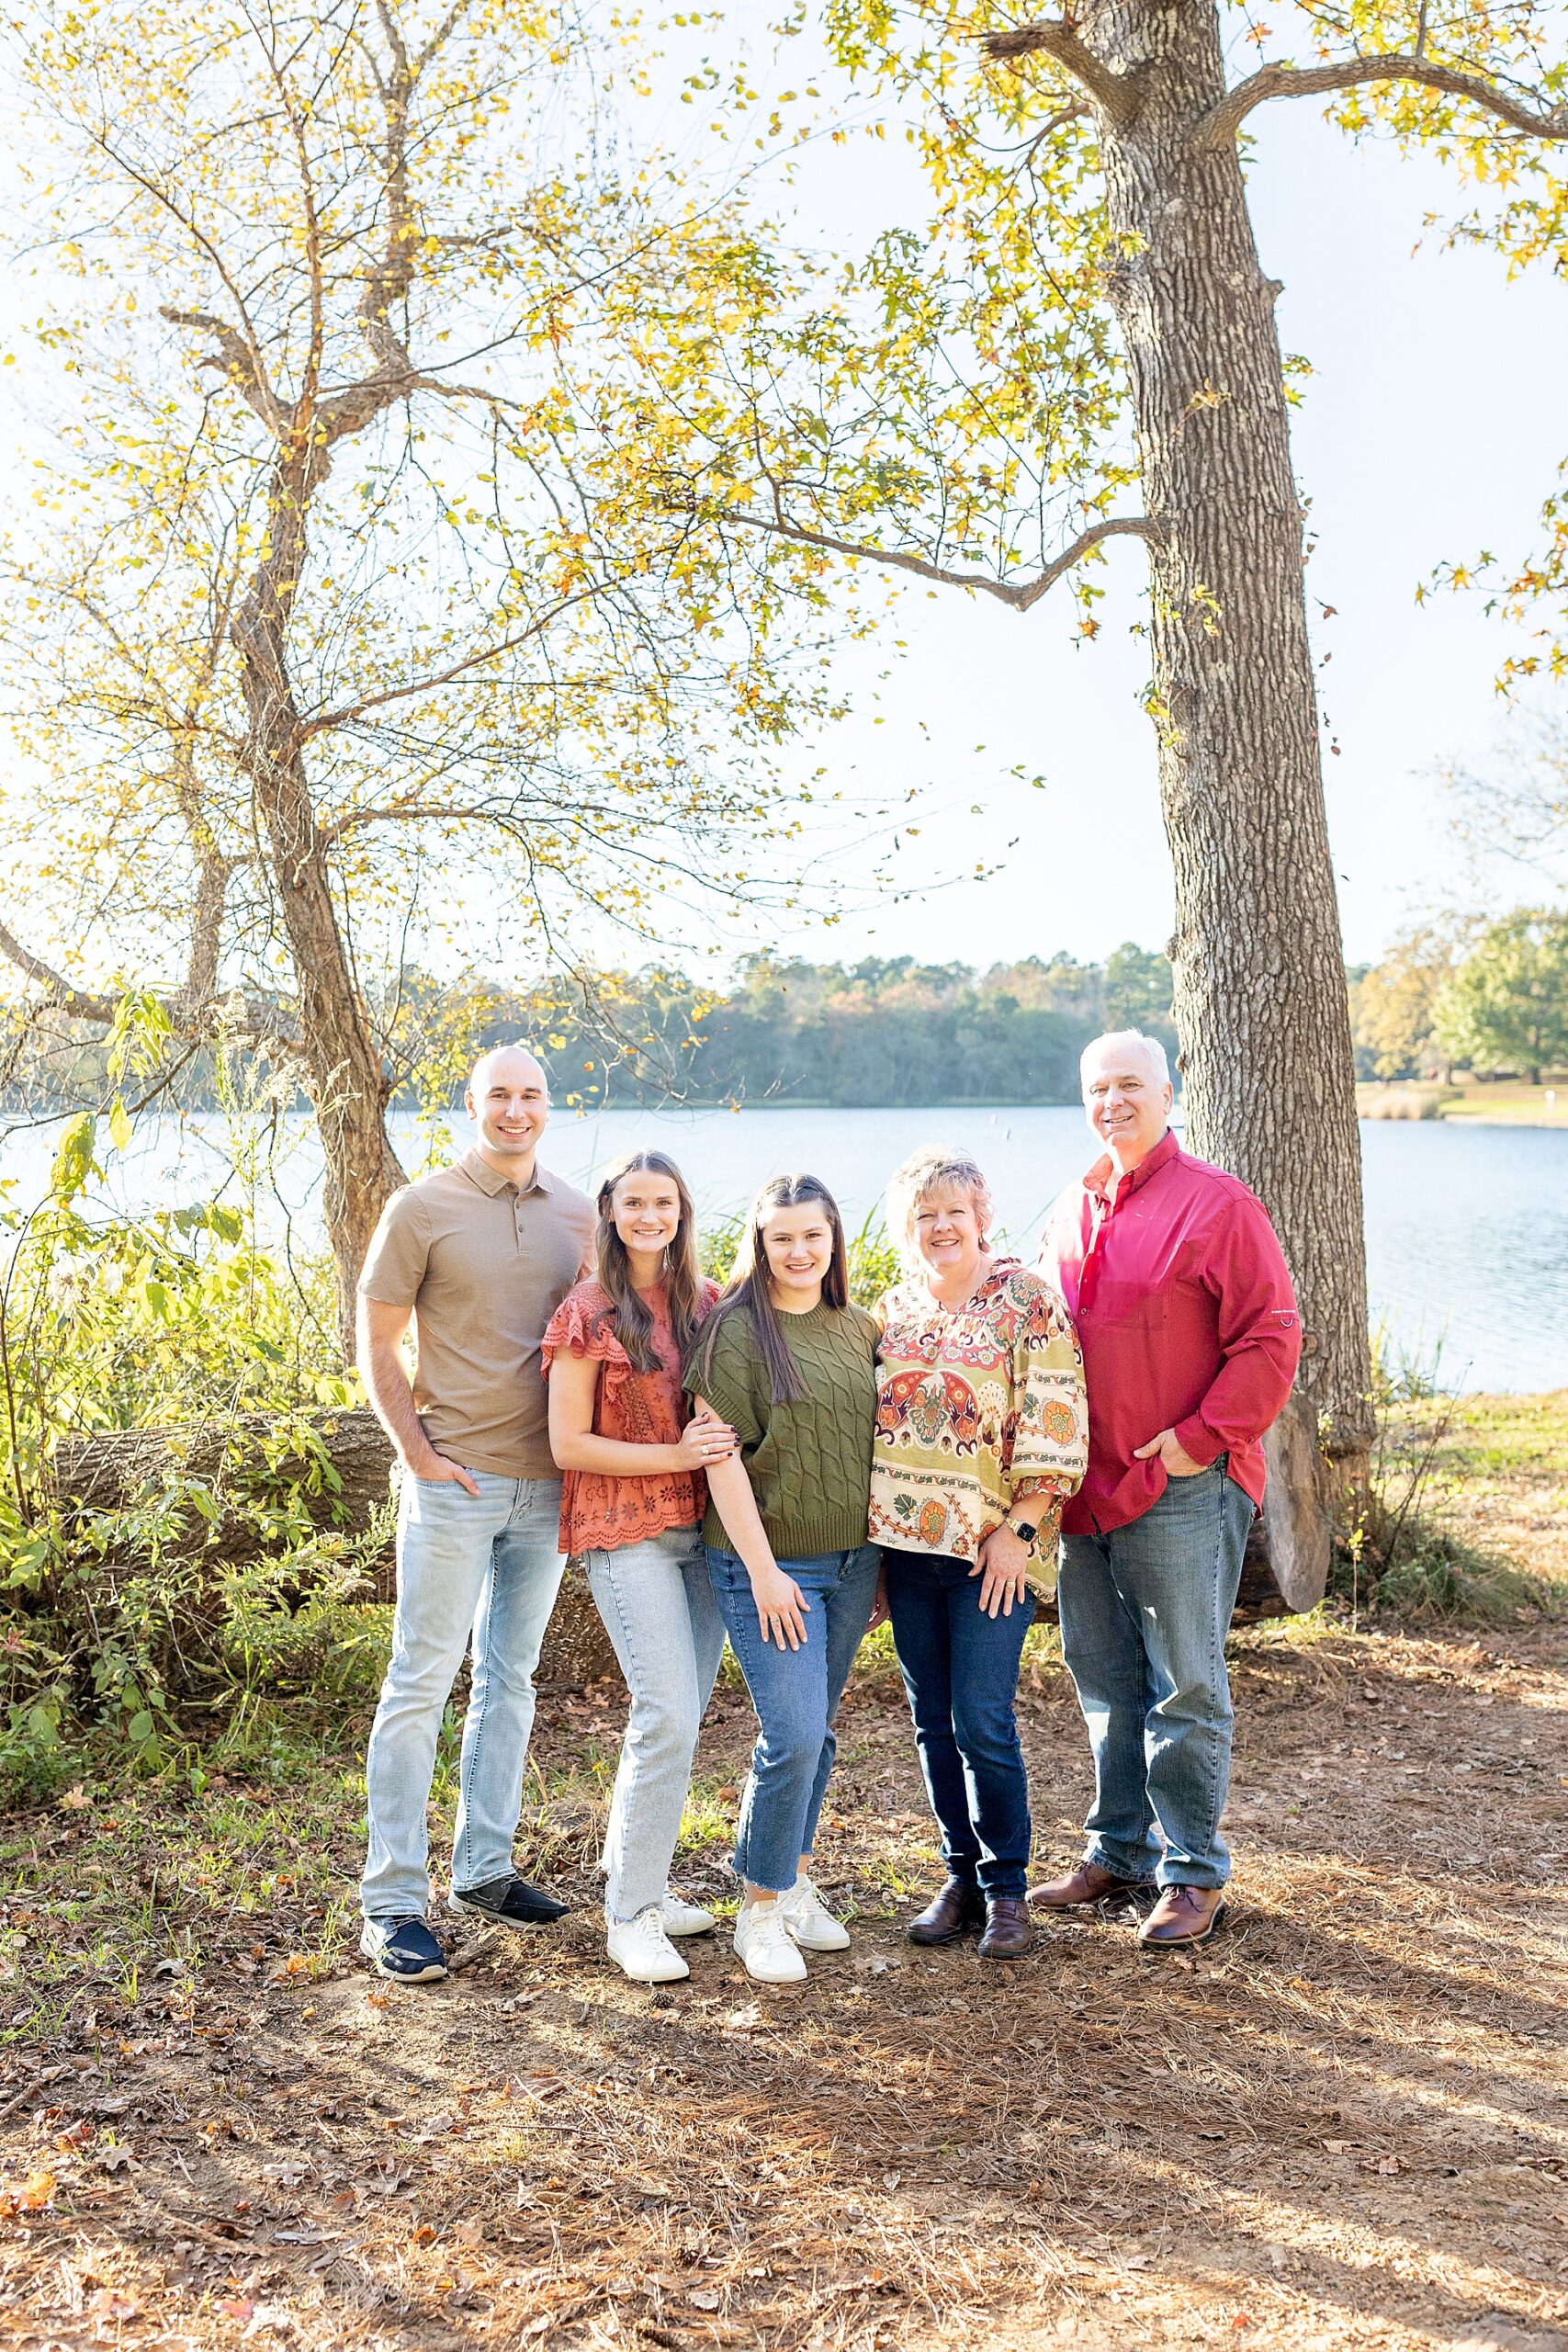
<box><xmin>542</xmin><ymin>1277</ymin><xmax>720</xmax><ymax>1555</ymax></box>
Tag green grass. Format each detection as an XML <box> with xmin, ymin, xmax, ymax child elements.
<box><xmin>1340</xmin><ymin>1387</ymin><xmax>1567</xmax><ymax>1621</ymax></box>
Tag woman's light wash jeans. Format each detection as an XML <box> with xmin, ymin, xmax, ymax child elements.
<box><xmin>705</xmin><ymin>1543</ymin><xmax>881</xmax><ymax>1894</ymax></box>
<box><xmin>584</xmin><ymin>1526</ymin><xmax>727</xmax><ymax>1923</ymax></box>
<box><xmin>1056</xmin><ymin>1460</ymin><xmax>1254</xmax><ymax>1892</ymax></box>
<box><xmin>361</xmin><ymin>1470</ymin><xmax>565</xmax><ymax>1921</ymax></box>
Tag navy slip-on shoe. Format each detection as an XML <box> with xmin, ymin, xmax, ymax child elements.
<box><xmin>449</xmin><ymin>1875</ymin><xmax>569</xmax><ymax>1928</ymax></box>
<box><xmin>360</xmin><ymin>1916</ymin><xmax>448</xmax><ymax>1982</ymax></box>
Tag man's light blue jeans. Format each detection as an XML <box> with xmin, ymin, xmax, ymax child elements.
<box><xmin>361</xmin><ymin>1470</ymin><xmax>565</xmax><ymax>1921</ymax></box>
<box><xmin>1057</xmin><ymin>1462</ymin><xmax>1254</xmax><ymax>1892</ymax></box>
<box><xmin>584</xmin><ymin>1526</ymin><xmax>727</xmax><ymax>1923</ymax></box>
<box><xmin>705</xmin><ymin>1543</ymin><xmax>881</xmax><ymax>1894</ymax></box>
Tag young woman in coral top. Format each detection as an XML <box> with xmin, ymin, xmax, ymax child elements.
<box><xmin>542</xmin><ymin>1150</ymin><xmax>736</xmax><ymax>1984</ymax></box>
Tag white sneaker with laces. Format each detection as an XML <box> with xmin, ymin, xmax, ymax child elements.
<box><xmin>606</xmin><ymin>1906</ymin><xmax>690</xmax><ymax>1984</ymax></box>
<box><xmin>660</xmin><ymin>1890</ymin><xmax>717</xmax><ymax>1938</ymax></box>
<box><xmin>778</xmin><ymin>1872</ymin><xmax>852</xmax><ymax>1952</ymax></box>
<box><xmin>733</xmin><ymin>1900</ymin><xmax>808</xmax><ymax>1984</ymax></box>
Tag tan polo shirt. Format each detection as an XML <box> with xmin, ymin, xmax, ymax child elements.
<box><xmin>357</xmin><ymin>1149</ymin><xmax>594</xmax><ymax>1479</ymax></box>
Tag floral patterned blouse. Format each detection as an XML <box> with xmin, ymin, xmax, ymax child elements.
<box><xmin>542</xmin><ymin>1278</ymin><xmax>720</xmax><ymax>1555</ymax></box>
<box><xmin>871</xmin><ymin>1258</ymin><xmax>1088</xmax><ymax>1577</ymax></box>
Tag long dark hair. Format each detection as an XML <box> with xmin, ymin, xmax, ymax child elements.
<box><xmin>687</xmin><ymin>1172</ymin><xmax>849</xmax><ymax>1407</ymax></box>
<box><xmin>592</xmin><ymin>1150</ymin><xmax>704</xmax><ymax>1374</ymax></box>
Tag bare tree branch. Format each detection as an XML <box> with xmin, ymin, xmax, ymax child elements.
<box><xmin>297</xmin><ymin>579</ymin><xmax>622</xmax><ymax>739</ymax></box>
<box><xmin>981</xmin><ymin>19</ymin><xmax>1143</xmax><ymax>127</ymax></box>
<box><xmin>160</xmin><ymin>307</ymin><xmax>292</xmax><ymax>435</ymax></box>
<box><xmin>718</xmin><ymin>509</ymin><xmax>1156</xmax><ymax>612</ymax></box>
<box><xmin>0</xmin><ymin>915</ymin><xmax>303</xmax><ymax>1057</ymax></box>
<box><xmin>1198</xmin><ymin>51</ymin><xmax>1568</xmax><ymax>148</ymax></box>
<box><xmin>0</xmin><ymin>922</ymin><xmax>118</xmax><ymax>1023</ymax></box>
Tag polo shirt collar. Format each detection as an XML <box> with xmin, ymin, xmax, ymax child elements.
<box><xmin>459</xmin><ymin>1147</ymin><xmax>552</xmax><ymax>1199</ymax></box>
<box><xmin>1084</xmin><ymin>1126</ymin><xmax>1180</xmax><ymax>1203</ymax></box>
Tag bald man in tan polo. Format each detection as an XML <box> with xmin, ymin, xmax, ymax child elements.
<box><xmin>355</xmin><ymin>1046</ymin><xmax>593</xmax><ymax>1982</ymax></box>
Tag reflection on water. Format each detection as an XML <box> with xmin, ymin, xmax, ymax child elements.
<box><xmin>2</xmin><ymin>1102</ymin><xmax>1564</xmax><ymax>1395</ymax></box>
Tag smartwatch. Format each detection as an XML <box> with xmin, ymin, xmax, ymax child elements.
<box><xmin>1010</xmin><ymin>1518</ymin><xmax>1040</xmax><ymax>1555</ymax></box>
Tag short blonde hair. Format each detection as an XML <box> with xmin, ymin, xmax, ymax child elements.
<box><xmin>885</xmin><ymin>1146</ymin><xmax>995</xmax><ymax>1270</ymax></box>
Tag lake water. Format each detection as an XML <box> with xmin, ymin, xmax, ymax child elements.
<box><xmin>3</xmin><ymin>1102</ymin><xmax>1564</xmax><ymax>1394</ymax></box>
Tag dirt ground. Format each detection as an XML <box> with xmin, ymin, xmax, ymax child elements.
<box><xmin>3</xmin><ymin>1408</ymin><xmax>1565</xmax><ymax>2351</ymax></box>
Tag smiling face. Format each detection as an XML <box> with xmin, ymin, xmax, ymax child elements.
<box><xmin>761</xmin><ymin>1201</ymin><xmax>836</xmax><ymax>1311</ymax></box>
<box><xmin>465</xmin><ymin>1047</ymin><xmax>550</xmax><ymax>1167</ymax></box>
<box><xmin>1081</xmin><ymin>1036</ymin><xmax>1173</xmax><ymax>1170</ymax></box>
<box><xmin>610</xmin><ymin>1166</ymin><xmax>682</xmax><ymax>1272</ymax></box>
<box><xmin>911</xmin><ymin>1184</ymin><xmax>988</xmax><ymax>1291</ymax></box>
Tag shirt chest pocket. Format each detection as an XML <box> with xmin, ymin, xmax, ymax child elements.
<box><xmin>1087</xmin><ymin>1278</ymin><xmax>1172</xmax><ymax>1333</ymax></box>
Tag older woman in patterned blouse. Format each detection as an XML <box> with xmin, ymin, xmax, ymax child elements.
<box><xmin>871</xmin><ymin>1147</ymin><xmax>1088</xmax><ymax>1960</ymax></box>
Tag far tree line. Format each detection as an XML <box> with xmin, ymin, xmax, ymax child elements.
<box><xmin>1349</xmin><ymin>907</ymin><xmax>1568</xmax><ymax>1087</ymax></box>
<box><xmin>12</xmin><ymin>911</ymin><xmax>1562</xmax><ymax>1125</ymax></box>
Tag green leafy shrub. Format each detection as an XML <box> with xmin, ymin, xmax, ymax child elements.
<box><xmin>0</xmin><ymin>1112</ymin><xmax>373</xmax><ymax>1796</ymax></box>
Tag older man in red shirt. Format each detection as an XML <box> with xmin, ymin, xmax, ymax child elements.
<box><xmin>1034</xmin><ymin>1030</ymin><xmax>1302</xmax><ymax>1950</ymax></box>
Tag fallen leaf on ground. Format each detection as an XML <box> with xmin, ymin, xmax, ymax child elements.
<box><xmin>88</xmin><ymin>2290</ymin><xmax>140</xmax><ymax>2320</ymax></box>
<box><xmin>0</xmin><ymin>2169</ymin><xmax>57</xmax><ymax>2219</ymax></box>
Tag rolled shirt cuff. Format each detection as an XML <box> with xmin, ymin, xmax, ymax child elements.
<box><xmin>1172</xmin><ymin>1415</ymin><xmax>1224</xmax><ymax>1468</ymax></box>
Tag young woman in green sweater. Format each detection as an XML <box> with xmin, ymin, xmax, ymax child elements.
<box><xmin>684</xmin><ymin>1173</ymin><xmax>881</xmax><ymax>1985</ymax></box>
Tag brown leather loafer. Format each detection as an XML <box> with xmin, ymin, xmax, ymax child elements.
<box><xmin>907</xmin><ymin>1876</ymin><xmax>987</xmax><ymax>1946</ymax></box>
<box><xmin>1137</xmin><ymin>1885</ymin><xmax>1226</xmax><ymax>1950</ymax></box>
<box><xmin>1029</xmin><ymin>1860</ymin><xmax>1147</xmax><ymax>1911</ymax></box>
<box><xmin>978</xmin><ymin>1896</ymin><xmax>1034</xmax><ymax>1961</ymax></box>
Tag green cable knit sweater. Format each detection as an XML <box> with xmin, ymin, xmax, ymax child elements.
<box><xmin>684</xmin><ymin>1300</ymin><xmax>878</xmax><ymax>1560</ymax></box>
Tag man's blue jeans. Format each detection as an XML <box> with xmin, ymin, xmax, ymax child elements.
<box><xmin>883</xmin><ymin>1547</ymin><xmax>1035</xmax><ymax>1898</ymax></box>
<box><xmin>1057</xmin><ymin>1464</ymin><xmax>1254</xmax><ymax>1892</ymax></box>
<box><xmin>361</xmin><ymin>1470</ymin><xmax>565</xmax><ymax>1920</ymax></box>
<box><xmin>705</xmin><ymin>1544</ymin><xmax>881</xmax><ymax>1894</ymax></box>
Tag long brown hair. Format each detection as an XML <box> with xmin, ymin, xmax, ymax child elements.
<box><xmin>687</xmin><ymin>1172</ymin><xmax>849</xmax><ymax>1407</ymax></box>
<box><xmin>592</xmin><ymin>1150</ymin><xmax>705</xmax><ymax>1374</ymax></box>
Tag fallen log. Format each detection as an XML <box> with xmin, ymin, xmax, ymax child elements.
<box><xmin>51</xmin><ymin>1408</ymin><xmax>621</xmax><ymax>1688</ymax></box>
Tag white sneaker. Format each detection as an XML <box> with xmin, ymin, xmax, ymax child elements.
<box><xmin>778</xmin><ymin>1872</ymin><xmax>852</xmax><ymax>1952</ymax></box>
<box><xmin>733</xmin><ymin>1900</ymin><xmax>808</xmax><ymax>1984</ymax></box>
<box><xmin>606</xmin><ymin>1906</ymin><xmax>690</xmax><ymax>1984</ymax></box>
<box><xmin>660</xmin><ymin>1889</ymin><xmax>717</xmax><ymax>1939</ymax></box>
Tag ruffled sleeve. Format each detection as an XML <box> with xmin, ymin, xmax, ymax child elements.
<box><xmin>542</xmin><ymin>1282</ymin><xmax>628</xmax><ymax>1375</ymax></box>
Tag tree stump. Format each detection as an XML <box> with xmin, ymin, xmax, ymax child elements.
<box><xmin>51</xmin><ymin>1408</ymin><xmax>622</xmax><ymax>1689</ymax></box>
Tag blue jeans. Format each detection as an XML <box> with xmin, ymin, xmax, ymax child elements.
<box><xmin>883</xmin><ymin>1548</ymin><xmax>1035</xmax><ymax>1898</ymax></box>
<box><xmin>361</xmin><ymin>1470</ymin><xmax>565</xmax><ymax>1920</ymax></box>
<box><xmin>705</xmin><ymin>1544</ymin><xmax>882</xmax><ymax>1894</ymax></box>
<box><xmin>1057</xmin><ymin>1463</ymin><xmax>1255</xmax><ymax>1891</ymax></box>
<box><xmin>585</xmin><ymin>1527</ymin><xmax>727</xmax><ymax>1922</ymax></box>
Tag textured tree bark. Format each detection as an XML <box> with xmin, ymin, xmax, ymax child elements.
<box><xmin>51</xmin><ymin>1409</ymin><xmax>622</xmax><ymax>1688</ymax></box>
<box><xmin>1087</xmin><ymin>0</ymin><xmax>1373</xmax><ymax>1593</ymax></box>
<box><xmin>232</xmin><ymin>450</ymin><xmax>406</xmax><ymax>1352</ymax></box>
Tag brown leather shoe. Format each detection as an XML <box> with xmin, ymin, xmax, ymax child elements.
<box><xmin>1029</xmin><ymin>1860</ymin><xmax>1147</xmax><ymax>1911</ymax></box>
<box><xmin>907</xmin><ymin>1877</ymin><xmax>986</xmax><ymax>1946</ymax></box>
<box><xmin>978</xmin><ymin>1896</ymin><xmax>1034</xmax><ymax>1961</ymax></box>
<box><xmin>1137</xmin><ymin>1885</ymin><xmax>1226</xmax><ymax>1950</ymax></box>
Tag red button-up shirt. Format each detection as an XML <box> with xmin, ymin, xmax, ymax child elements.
<box><xmin>1037</xmin><ymin>1131</ymin><xmax>1303</xmax><ymax>1535</ymax></box>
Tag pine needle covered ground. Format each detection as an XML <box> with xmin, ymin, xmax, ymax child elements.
<box><xmin>3</xmin><ymin>1395</ymin><xmax>1564</xmax><ymax>2352</ymax></box>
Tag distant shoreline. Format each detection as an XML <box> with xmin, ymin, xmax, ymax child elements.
<box><xmin>1357</xmin><ymin>1081</ymin><xmax>1568</xmax><ymax>1130</ymax></box>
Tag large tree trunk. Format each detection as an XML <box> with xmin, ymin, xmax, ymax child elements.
<box><xmin>1090</xmin><ymin>0</ymin><xmax>1373</xmax><ymax>1595</ymax></box>
<box><xmin>232</xmin><ymin>455</ymin><xmax>406</xmax><ymax>1351</ymax></box>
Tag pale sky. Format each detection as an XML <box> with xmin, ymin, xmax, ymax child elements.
<box><xmin>3</xmin><ymin>5</ymin><xmax>1564</xmax><ymax>981</ymax></box>
<box><xmin>693</xmin><ymin>9</ymin><xmax>1568</xmax><ymax>972</ymax></box>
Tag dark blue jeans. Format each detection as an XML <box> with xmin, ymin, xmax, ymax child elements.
<box><xmin>705</xmin><ymin>1544</ymin><xmax>882</xmax><ymax>1894</ymax></box>
<box><xmin>883</xmin><ymin>1547</ymin><xmax>1036</xmax><ymax>1899</ymax></box>
<box><xmin>1057</xmin><ymin>1462</ymin><xmax>1254</xmax><ymax>1891</ymax></box>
